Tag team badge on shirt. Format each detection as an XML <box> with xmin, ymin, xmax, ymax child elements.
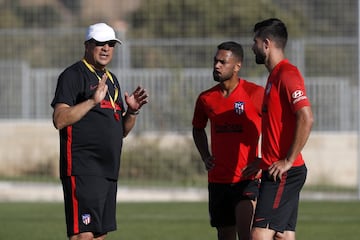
<box><xmin>82</xmin><ymin>214</ymin><xmax>91</xmax><ymax>225</ymax></box>
<box><xmin>234</xmin><ymin>101</ymin><xmax>245</xmax><ymax>115</ymax></box>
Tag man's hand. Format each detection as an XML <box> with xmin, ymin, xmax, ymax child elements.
<box><xmin>268</xmin><ymin>159</ymin><xmax>292</xmax><ymax>181</ymax></box>
<box><xmin>203</xmin><ymin>156</ymin><xmax>215</xmax><ymax>171</ymax></box>
<box><xmin>125</xmin><ymin>86</ymin><xmax>149</xmax><ymax>112</ymax></box>
<box><xmin>92</xmin><ymin>73</ymin><xmax>108</xmax><ymax>104</ymax></box>
<box><xmin>242</xmin><ymin>157</ymin><xmax>261</xmax><ymax>178</ymax></box>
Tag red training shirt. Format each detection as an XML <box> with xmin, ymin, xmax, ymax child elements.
<box><xmin>261</xmin><ymin>59</ymin><xmax>311</xmax><ymax>169</ymax></box>
<box><xmin>192</xmin><ymin>79</ymin><xmax>264</xmax><ymax>183</ymax></box>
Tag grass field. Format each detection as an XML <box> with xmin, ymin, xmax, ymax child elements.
<box><xmin>0</xmin><ymin>201</ymin><xmax>359</xmax><ymax>239</ymax></box>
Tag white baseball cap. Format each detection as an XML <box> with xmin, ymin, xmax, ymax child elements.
<box><xmin>85</xmin><ymin>23</ymin><xmax>122</xmax><ymax>44</ymax></box>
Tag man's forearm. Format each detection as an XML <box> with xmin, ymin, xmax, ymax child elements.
<box><xmin>53</xmin><ymin>99</ymin><xmax>97</xmax><ymax>130</ymax></box>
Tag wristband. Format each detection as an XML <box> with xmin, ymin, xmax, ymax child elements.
<box><xmin>127</xmin><ymin>109</ymin><xmax>140</xmax><ymax>115</ymax></box>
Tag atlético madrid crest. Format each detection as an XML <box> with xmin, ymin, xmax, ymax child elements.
<box><xmin>234</xmin><ymin>101</ymin><xmax>245</xmax><ymax>115</ymax></box>
<box><xmin>82</xmin><ymin>214</ymin><xmax>91</xmax><ymax>225</ymax></box>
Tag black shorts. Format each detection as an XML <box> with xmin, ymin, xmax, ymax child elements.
<box><xmin>61</xmin><ymin>176</ymin><xmax>118</xmax><ymax>237</ymax></box>
<box><xmin>253</xmin><ymin>165</ymin><xmax>307</xmax><ymax>233</ymax></box>
<box><xmin>208</xmin><ymin>179</ymin><xmax>260</xmax><ymax>227</ymax></box>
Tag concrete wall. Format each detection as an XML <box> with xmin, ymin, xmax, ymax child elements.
<box><xmin>0</xmin><ymin>120</ymin><xmax>59</xmax><ymax>176</ymax></box>
<box><xmin>302</xmin><ymin>132</ymin><xmax>357</xmax><ymax>187</ymax></box>
<box><xmin>0</xmin><ymin>121</ymin><xmax>357</xmax><ymax>187</ymax></box>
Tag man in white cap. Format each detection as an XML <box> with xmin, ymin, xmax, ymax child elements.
<box><xmin>51</xmin><ymin>23</ymin><xmax>148</xmax><ymax>240</ymax></box>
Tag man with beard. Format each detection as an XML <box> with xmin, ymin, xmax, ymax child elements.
<box><xmin>192</xmin><ymin>41</ymin><xmax>264</xmax><ymax>240</ymax></box>
<box><xmin>243</xmin><ymin>18</ymin><xmax>313</xmax><ymax>240</ymax></box>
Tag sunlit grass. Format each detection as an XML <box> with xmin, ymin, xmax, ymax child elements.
<box><xmin>0</xmin><ymin>201</ymin><xmax>359</xmax><ymax>239</ymax></box>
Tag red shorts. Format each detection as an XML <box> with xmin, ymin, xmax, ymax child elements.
<box><xmin>253</xmin><ymin>165</ymin><xmax>307</xmax><ymax>232</ymax></box>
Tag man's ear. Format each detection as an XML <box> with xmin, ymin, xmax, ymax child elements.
<box><xmin>263</xmin><ymin>38</ymin><xmax>271</xmax><ymax>49</ymax></box>
<box><xmin>235</xmin><ymin>62</ymin><xmax>242</xmax><ymax>72</ymax></box>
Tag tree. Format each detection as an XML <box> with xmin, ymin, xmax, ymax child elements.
<box><xmin>129</xmin><ymin>0</ymin><xmax>306</xmax><ymax>38</ymax></box>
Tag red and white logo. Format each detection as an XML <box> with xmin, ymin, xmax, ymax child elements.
<box><xmin>82</xmin><ymin>214</ymin><xmax>91</xmax><ymax>225</ymax></box>
<box><xmin>292</xmin><ymin>90</ymin><xmax>304</xmax><ymax>99</ymax></box>
<box><xmin>291</xmin><ymin>90</ymin><xmax>307</xmax><ymax>104</ymax></box>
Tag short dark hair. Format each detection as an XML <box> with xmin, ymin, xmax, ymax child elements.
<box><xmin>217</xmin><ymin>41</ymin><xmax>244</xmax><ymax>62</ymax></box>
<box><xmin>253</xmin><ymin>18</ymin><xmax>288</xmax><ymax>49</ymax></box>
